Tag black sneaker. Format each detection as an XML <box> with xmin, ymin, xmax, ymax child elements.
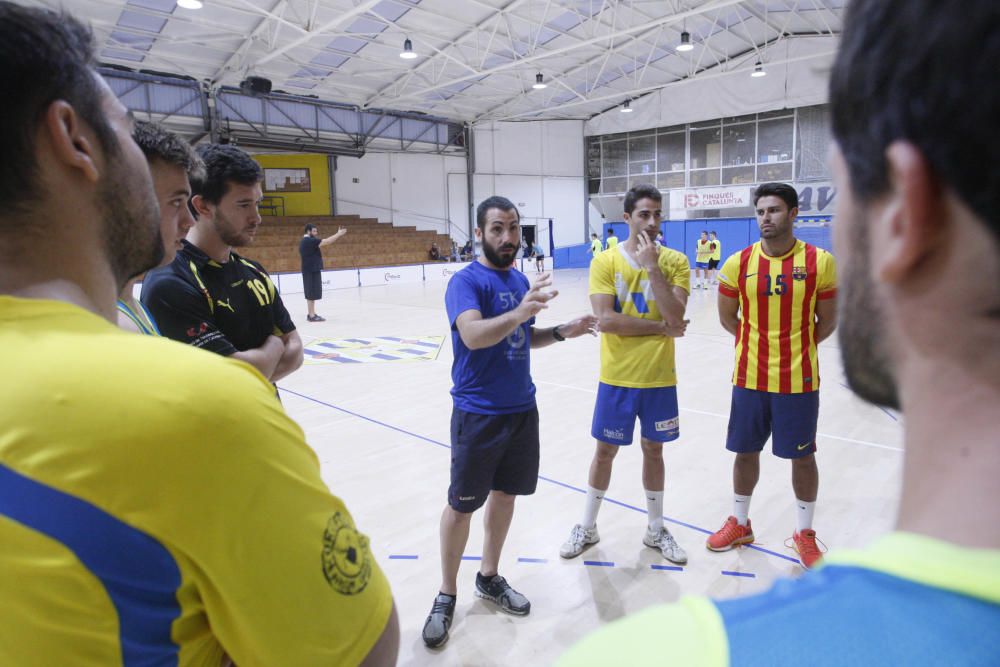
<box><xmin>474</xmin><ymin>573</ymin><xmax>531</xmax><ymax>616</ymax></box>
<box><xmin>421</xmin><ymin>593</ymin><xmax>456</xmax><ymax>648</ymax></box>
<box><xmin>306</xmin><ymin>314</ymin><xmax>326</xmax><ymax>322</ymax></box>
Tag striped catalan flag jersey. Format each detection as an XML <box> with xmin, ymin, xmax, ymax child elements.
<box><xmin>717</xmin><ymin>240</ymin><xmax>837</xmax><ymax>394</ymax></box>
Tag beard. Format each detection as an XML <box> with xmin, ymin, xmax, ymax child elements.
<box><xmin>481</xmin><ymin>238</ymin><xmax>517</xmax><ymax>268</ymax></box>
<box><xmin>99</xmin><ymin>145</ymin><xmax>163</xmax><ymax>287</ymax></box>
<box><xmin>214</xmin><ymin>209</ymin><xmax>252</xmax><ymax>248</ymax></box>
<box><xmin>838</xmin><ymin>212</ymin><xmax>900</xmax><ymax>409</ymax></box>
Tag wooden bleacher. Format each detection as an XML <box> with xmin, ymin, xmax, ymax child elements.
<box><xmin>240</xmin><ymin>214</ymin><xmax>455</xmax><ymax>273</ymax></box>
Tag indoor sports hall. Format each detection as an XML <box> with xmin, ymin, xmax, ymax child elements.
<box><xmin>7</xmin><ymin>0</ymin><xmax>916</xmax><ymax>665</ymax></box>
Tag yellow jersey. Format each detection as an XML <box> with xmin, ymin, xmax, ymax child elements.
<box><xmin>710</xmin><ymin>239</ymin><xmax>722</xmax><ymax>261</ymax></box>
<box><xmin>718</xmin><ymin>240</ymin><xmax>837</xmax><ymax>393</ymax></box>
<box><xmin>696</xmin><ymin>239</ymin><xmax>713</xmax><ymax>262</ymax></box>
<box><xmin>606</xmin><ymin>235</ymin><xmax>619</xmax><ymax>249</ymax></box>
<box><xmin>590</xmin><ymin>238</ymin><xmax>603</xmax><ymax>255</ymax></box>
<box><xmin>0</xmin><ymin>297</ymin><xmax>392</xmax><ymax>666</ymax></box>
<box><xmin>589</xmin><ymin>244</ymin><xmax>690</xmax><ymax>388</ymax></box>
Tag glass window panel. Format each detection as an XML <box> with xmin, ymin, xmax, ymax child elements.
<box><xmin>723</xmin><ymin>123</ymin><xmax>756</xmax><ymax>167</ymax></box>
<box><xmin>757</xmin><ymin>117</ymin><xmax>794</xmax><ymax>164</ymax></box>
<box><xmin>602</xmin><ymin>140</ymin><xmax>627</xmax><ymax>177</ymax></box>
<box><xmin>628</xmin><ymin>175</ymin><xmax>657</xmax><ymax>191</ymax></box>
<box><xmin>758</xmin><ymin>109</ymin><xmax>794</xmax><ymax>120</ymax></box>
<box><xmin>656</xmin><ymin>132</ymin><xmax>686</xmax><ymax>172</ymax></box>
<box><xmin>722</xmin><ymin>166</ymin><xmax>755</xmax><ymax>184</ymax></box>
<box><xmin>628</xmin><ymin>134</ymin><xmax>656</xmax><ymax>163</ymax></box>
<box><xmin>658</xmin><ymin>172</ymin><xmax>686</xmax><ymax>189</ymax></box>
<box><xmin>756</xmin><ymin>162</ymin><xmax>794</xmax><ymax>182</ymax></box>
<box><xmin>723</xmin><ymin>113</ymin><xmax>756</xmax><ymax>125</ymax></box>
<box><xmin>629</xmin><ymin>160</ymin><xmax>656</xmax><ymax>176</ymax></box>
<box><xmin>602</xmin><ymin>176</ymin><xmax>627</xmax><ymax>193</ymax></box>
<box><xmin>588</xmin><ymin>179</ymin><xmax>601</xmax><ymax>195</ymax></box>
<box><xmin>690</xmin><ymin>168</ymin><xmax>720</xmax><ymax>186</ymax></box>
<box><xmin>796</xmin><ymin>105</ymin><xmax>832</xmax><ymax>180</ymax></box>
<box><xmin>690</xmin><ymin>127</ymin><xmax>721</xmax><ymax>170</ymax></box>
<box><xmin>587</xmin><ymin>138</ymin><xmax>602</xmax><ymax>179</ymax></box>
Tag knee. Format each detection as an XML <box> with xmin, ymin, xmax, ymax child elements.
<box><xmin>489</xmin><ymin>490</ymin><xmax>516</xmax><ymax>506</ymax></box>
<box><xmin>735</xmin><ymin>452</ymin><xmax>760</xmax><ymax>466</ymax></box>
<box><xmin>792</xmin><ymin>453</ymin><xmax>817</xmax><ymax>469</ymax></box>
<box><xmin>639</xmin><ymin>439</ymin><xmax>663</xmax><ymax>460</ymax></box>
<box><xmin>444</xmin><ymin>505</ymin><xmax>475</xmax><ymax>524</ymax></box>
<box><xmin>594</xmin><ymin>443</ymin><xmax>619</xmax><ymax>464</ymax></box>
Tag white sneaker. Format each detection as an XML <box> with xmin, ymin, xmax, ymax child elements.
<box><xmin>560</xmin><ymin>524</ymin><xmax>600</xmax><ymax>559</ymax></box>
<box><xmin>643</xmin><ymin>526</ymin><xmax>688</xmax><ymax>565</ymax></box>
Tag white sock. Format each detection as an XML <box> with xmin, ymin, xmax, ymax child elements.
<box><xmin>645</xmin><ymin>489</ymin><xmax>664</xmax><ymax>531</ymax></box>
<box><xmin>734</xmin><ymin>494</ymin><xmax>752</xmax><ymax>526</ymax></box>
<box><xmin>796</xmin><ymin>499</ymin><xmax>816</xmax><ymax>532</ymax></box>
<box><xmin>582</xmin><ymin>486</ymin><xmax>605</xmax><ymax>529</ymax></box>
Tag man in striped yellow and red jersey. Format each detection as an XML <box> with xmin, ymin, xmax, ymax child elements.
<box><xmin>708</xmin><ymin>182</ymin><xmax>837</xmax><ymax>568</ymax></box>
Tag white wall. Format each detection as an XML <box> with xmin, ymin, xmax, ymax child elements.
<box><xmin>472</xmin><ymin>119</ymin><xmax>586</xmax><ymax>251</ymax></box>
<box><xmin>335</xmin><ymin>152</ymin><xmax>471</xmax><ymax>243</ymax></box>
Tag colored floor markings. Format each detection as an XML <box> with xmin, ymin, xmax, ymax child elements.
<box><xmin>461</xmin><ymin>555</ymin><xmax>482</xmax><ymax>561</ymax></box>
<box><xmin>518</xmin><ymin>557</ymin><xmax>548</xmax><ymax>564</ymax></box>
<box><xmin>302</xmin><ymin>335</ymin><xmax>444</xmax><ymax>365</ymax></box>
<box><xmin>276</xmin><ymin>387</ymin><xmax>801</xmax><ymax>566</ymax></box>
<box><xmin>583</xmin><ymin>561</ymin><xmax>614</xmax><ymax>567</ymax></box>
<box><xmin>721</xmin><ymin>570</ymin><xmax>756</xmax><ymax>578</ymax></box>
<box><xmin>651</xmin><ymin>564</ymin><xmax>684</xmax><ymax>572</ymax></box>
<box><xmin>388</xmin><ymin>554</ymin><xmax>419</xmax><ymax>560</ymax></box>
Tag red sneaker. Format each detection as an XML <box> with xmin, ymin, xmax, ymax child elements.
<box><xmin>792</xmin><ymin>529</ymin><xmax>824</xmax><ymax>569</ymax></box>
<box><xmin>706</xmin><ymin>516</ymin><xmax>754</xmax><ymax>551</ymax></box>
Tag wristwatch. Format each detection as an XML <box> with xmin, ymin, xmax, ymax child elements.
<box><xmin>552</xmin><ymin>326</ymin><xmax>565</xmax><ymax>342</ymax></box>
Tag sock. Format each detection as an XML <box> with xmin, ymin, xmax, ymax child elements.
<box><xmin>796</xmin><ymin>499</ymin><xmax>816</xmax><ymax>532</ymax></box>
<box><xmin>438</xmin><ymin>591</ymin><xmax>457</xmax><ymax>600</ymax></box>
<box><xmin>645</xmin><ymin>489</ymin><xmax>664</xmax><ymax>531</ymax></box>
<box><xmin>582</xmin><ymin>486</ymin><xmax>605</xmax><ymax>529</ymax></box>
<box><xmin>734</xmin><ymin>494</ymin><xmax>752</xmax><ymax>526</ymax></box>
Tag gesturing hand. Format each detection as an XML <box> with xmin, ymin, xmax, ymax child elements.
<box><xmin>557</xmin><ymin>314</ymin><xmax>600</xmax><ymax>339</ymax></box>
<box><xmin>635</xmin><ymin>232</ymin><xmax>659</xmax><ymax>272</ymax></box>
<box><xmin>514</xmin><ymin>272</ymin><xmax>558</xmax><ymax>322</ymax></box>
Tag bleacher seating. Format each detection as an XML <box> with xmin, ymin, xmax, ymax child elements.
<box><xmin>240</xmin><ymin>214</ymin><xmax>455</xmax><ymax>273</ymax></box>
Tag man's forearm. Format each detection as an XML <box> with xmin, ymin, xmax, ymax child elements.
<box><xmin>597</xmin><ymin>312</ymin><xmax>665</xmax><ymax>336</ymax></box>
<box><xmin>720</xmin><ymin>315</ymin><xmax>741</xmax><ymax>337</ymax></box>
<box><xmin>460</xmin><ymin>311</ymin><xmax>523</xmax><ymax>349</ymax></box>
<box><xmin>271</xmin><ymin>336</ymin><xmax>304</xmax><ymax>381</ymax></box>
<box><xmin>646</xmin><ymin>271</ymin><xmax>686</xmax><ymax>326</ymax></box>
<box><xmin>231</xmin><ymin>336</ymin><xmax>284</xmax><ymax>379</ymax></box>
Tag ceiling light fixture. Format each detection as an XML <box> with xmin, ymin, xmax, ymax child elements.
<box><xmin>620</xmin><ymin>99</ymin><xmax>633</xmax><ymax>113</ymax></box>
<box><xmin>177</xmin><ymin>0</ymin><xmax>202</xmax><ymax>8</ymax></box>
<box><xmin>399</xmin><ymin>38</ymin><xmax>418</xmax><ymax>60</ymax></box>
<box><xmin>675</xmin><ymin>31</ymin><xmax>694</xmax><ymax>52</ymax></box>
<box><xmin>751</xmin><ymin>61</ymin><xmax>766</xmax><ymax>77</ymax></box>
<box><xmin>532</xmin><ymin>73</ymin><xmax>547</xmax><ymax>89</ymax></box>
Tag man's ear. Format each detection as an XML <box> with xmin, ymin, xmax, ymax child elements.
<box><xmin>42</xmin><ymin>100</ymin><xmax>101</xmax><ymax>184</ymax></box>
<box><xmin>190</xmin><ymin>194</ymin><xmax>213</xmax><ymax>219</ymax></box>
<box><xmin>878</xmin><ymin>141</ymin><xmax>942</xmax><ymax>283</ymax></box>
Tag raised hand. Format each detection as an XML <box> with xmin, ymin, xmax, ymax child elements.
<box><xmin>514</xmin><ymin>272</ymin><xmax>558</xmax><ymax>322</ymax></box>
<box><xmin>557</xmin><ymin>314</ymin><xmax>600</xmax><ymax>339</ymax></box>
<box><xmin>635</xmin><ymin>232</ymin><xmax>659</xmax><ymax>271</ymax></box>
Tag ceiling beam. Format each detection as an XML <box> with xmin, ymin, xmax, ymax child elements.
<box><xmin>252</xmin><ymin>0</ymin><xmax>382</xmax><ymax>66</ymax></box>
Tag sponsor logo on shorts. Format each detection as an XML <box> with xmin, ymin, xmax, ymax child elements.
<box><xmin>796</xmin><ymin>442</ymin><xmax>813</xmax><ymax>451</ymax></box>
<box><xmin>321</xmin><ymin>512</ymin><xmax>373</xmax><ymax>596</ymax></box>
<box><xmin>459</xmin><ymin>495</ymin><xmax>476</xmax><ymax>501</ymax></box>
<box><xmin>602</xmin><ymin>427</ymin><xmax>625</xmax><ymax>441</ymax></box>
<box><xmin>655</xmin><ymin>417</ymin><xmax>679</xmax><ymax>432</ymax></box>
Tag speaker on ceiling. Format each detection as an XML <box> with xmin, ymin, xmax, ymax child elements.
<box><xmin>240</xmin><ymin>76</ymin><xmax>272</xmax><ymax>96</ymax></box>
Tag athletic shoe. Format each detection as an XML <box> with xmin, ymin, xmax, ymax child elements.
<box><xmin>559</xmin><ymin>523</ymin><xmax>600</xmax><ymax>559</ymax></box>
<box><xmin>643</xmin><ymin>526</ymin><xmax>688</xmax><ymax>565</ymax></box>
<box><xmin>706</xmin><ymin>516</ymin><xmax>755</xmax><ymax>551</ymax></box>
<box><xmin>306</xmin><ymin>314</ymin><xmax>325</xmax><ymax>322</ymax></box>
<box><xmin>793</xmin><ymin>529</ymin><xmax>824</xmax><ymax>569</ymax></box>
<box><xmin>474</xmin><ymin>573</ymin><xmax>530</xmax><ymax>615</ymax></box>
<box><xmin>421</xmin><ymin>593</ymin><xmax>456</xmax><ymax>648</ymax></box>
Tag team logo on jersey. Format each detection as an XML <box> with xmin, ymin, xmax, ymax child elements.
<box><xmin>216</xmin><ymin>298</ymin><xmax>235</xmax><ymax>312</ymax></box>
<box><xmin>321</xmin><ymin>512</ymin><xmax>373</xmax><ymax>596</ymax></box>
<box><xmin>506</xmin><ymin>325</ymin><xmax>526</xmax><ymax>349</ymax></box>
<box><xmin>792</xmin><ymin>266</ymin><xmax>808</xmax><ymax>281</ymax></box>
<box><xmin>185</xmin><ymin>322</ymin><xmax>209</xmax><ymax>338</ymax></box>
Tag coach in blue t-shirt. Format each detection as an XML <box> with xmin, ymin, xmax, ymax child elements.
<box><xmin>421</xmin><ymin>196</ymin><xmax>598</xmax><ymax>649</ymax></box>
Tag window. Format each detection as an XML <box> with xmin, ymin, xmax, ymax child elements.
<box><xmin>722</xmin><ymin>123</ymin><xmax>755</xmax><ymax>167</ymax></box>
<box><xmin>628</xmin><ymin>134</ymin><xmax>656</xmax><ymax>177</ymax></box>
<box><xmin>758</xmin><ymin>117</ymin><xmax>794</xmax><ymax>165</ymax></box>
<box><xmin>689</xmin><ymin>125</ymin><xmax>721</xmax><ymax>170</ymax></box>
<box><xmin>656</xmin><ymin>132</ymin><xmax>685</xmax><ymax>173</ymax></box>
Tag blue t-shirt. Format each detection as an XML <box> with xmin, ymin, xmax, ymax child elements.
<box><xmin>445</xmin><ymin>262</ymin><xmax>536</xmax><ymax>415</ymax></box>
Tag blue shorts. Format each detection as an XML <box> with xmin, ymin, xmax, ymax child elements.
<box><xmin>591</xmin><ymin>383</ymin><xmax>679</xmax><ymax>445</ymax></box>
<box><xmin>726</xmin><ymin>386</ymin><xmax>819</xmax><ymax>459</ymax></box>
<box><xmin>695</xmin><ymin>261</ymin><xmax>709</xmax><ymax>269</ymax></box>
<box><xmin>448</xmin><ymin>407</ymin><xmax>539</xmax><ymax>513</ymax></box>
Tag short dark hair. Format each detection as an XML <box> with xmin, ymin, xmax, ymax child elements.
<box><xmin>591</xmin><ymin>233</ymin><xmax>598</xmax><ymax>238</ymax></box>
<box><xmin>710</xmin><ymin>231</ymin><xmax>717</xmax><ymax>236</ymax></box>
<box><xmin>304</xmin><ymin>223</ymin><xmax>317</xmax><ymax>234</ymax></box>
<box><xmin>132</xmin><ymin>122</ymin><xmax>203</xmax><ymax>182</ymax></box>
<box><xmin>192</xmin><ymin>144</ymin><xmax>262</xmax><ymax>205</ymax></box>
<box><xmin>830</xmin><ymin>0</ymin><xmax>998</xmax><ymax>239</ymax></box>
<box><xmin>753</xmin><ymin>182</ymin><xmax>798</xmax><ymax>210</ymax></box>
<box><xmin>0</xmin><ymin>3</ymin><xmax>116</xmax><ymax>217</ymax></box>
<box><xmin>476</xmin><ymin>196</ymin><xmax>519</xmax><ymax>230</ymax></box>
<box><xmin>623</xmin><ymin>184</ymin><xmax>661</xmax><ymax>214</ymax></box>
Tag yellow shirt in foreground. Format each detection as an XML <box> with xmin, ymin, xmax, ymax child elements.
<box><xmin>0</xmin><ymin>297</ymin><xmax>392</xmax><ymax>666</ymax></box>
<box><xmin>589</xmin><ymin>244</ymin><xmax>690</xmax><ymax>388</ymax></box>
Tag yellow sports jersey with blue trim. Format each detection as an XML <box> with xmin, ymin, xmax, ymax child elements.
<box><xmin>0</xmin><ymin>297</ymin><xmax>392</xmax><ymax>666</ymax></box>
<box><xmin>589</xmin><ymin>244</ymin><xmax>690</xmax><ymax>388</ymax></box>
<box><xmin>557</xmin><ymin>532</ymin><xmax>1000</xmax><ymax>666</ymax></box>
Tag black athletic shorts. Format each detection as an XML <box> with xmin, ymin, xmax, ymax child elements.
<box><xmin>707</xmin><ymin>258</ymin><xmax>720</xmax><ymax>270</ymax></box>
<box><xmin>303</xmin><ymin>270</ymin><xmax>322</xmax><ymax>300</ymax></box>
<box><xmin>448</xmin><ymin>407</ymin><xmax>539</xmax><ymax>512</ymax></box>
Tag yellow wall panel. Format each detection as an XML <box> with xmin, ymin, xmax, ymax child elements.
<box><xmin>252</xmin><ymin>153</ymin><xmax>331</xmax><ymax>216</ymax></box>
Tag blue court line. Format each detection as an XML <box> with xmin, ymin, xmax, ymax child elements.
<box><xmin>372</xmin><ymin>353</ymin><xmax>401</xmax><ymax>361</ymax></box>
<box><xmin>518</xmin><ymin>557</ymin><xmax>548</xmax><ymax>564</ymax></box>
<box><xmin>388</xmin><ymin>554</ymin><xmax>419</xmax><ymax>560</ymax></box>
<box><xmin>317</xmin><ymin>342</ymin><xmax>344</xmax><ymax>349</ymax></box>
<box><xmin>399</xmin><ymin>348</ymin><xmax>429</xmax><ymax>355</ymax></box>
<box><xmin>461</xmin><ymin>555</ymin><xmax>482</xmax><ymax>561</ymax></box>
<box><xmin>721</xmin><ymin>571</ymin><xmax>756</xmax><ymax>578</ymax></box>
<box><xmin>276</xmin><ymin>387</ymin><xmax>800</xmax><ymax>565</ymax></box>
<box><xmin>377</xmin><ymin>336</ymin><xmax>440</xmax><ymax>349</ymax></box>
<box><xmin>651</xmin><ymin>564</ymin><xmax>684</xmax><ymax>572</ymax></box>
<box><xmin>345</xmin><ymin>338</ymin><xmax>371</xmax><ymax>345</ymax></box>
<box><xmin>584</xmin><ymin>561</ymin><xmax>615</xmax><ymax>567</ymax></box>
